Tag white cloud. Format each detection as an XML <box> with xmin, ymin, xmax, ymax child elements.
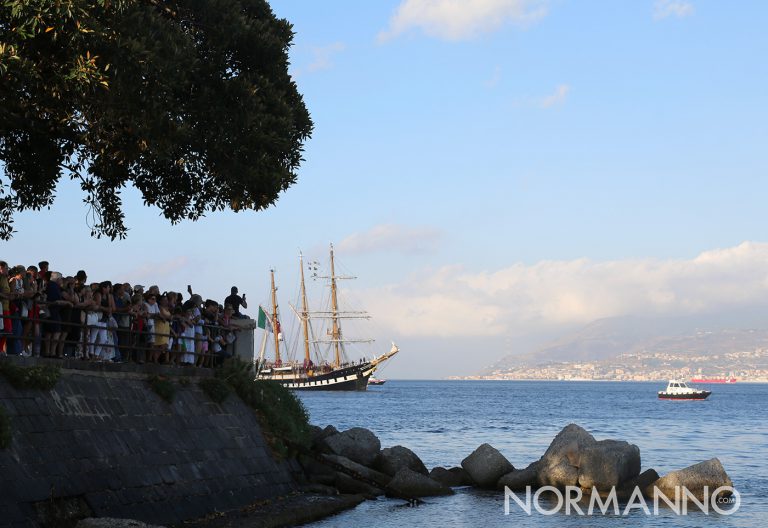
<box><xmin>379</xmin><ymin>0</ymin><xmax>549</xmax><ymax>42</ymax></box>
<box><xmin>653</xmin><ymin>0</ymin><xmax>694</xmax><ymax>20</ymax></box>
<box><xmin>307</xmin><ymin>42</ymin><xmax>346</xmax><ymax>73</ymax></box>
<box><xmin>361</xmin><ymin>242</ymin><xmax>768</xmax><ymax>338</ymax></box>
<box><xmin>337</xmin><ymin>224</ymin><xmax>442</xmax><ymax>255</ymax></box>
<box><xmin>540</xmin><ymin>84</ymin><xmax>569</xmax><ymax>108</ymax></box>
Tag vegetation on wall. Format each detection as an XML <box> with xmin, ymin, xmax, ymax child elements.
<box><xmin>147</xmin><ymin>375</ymin><xmax>176</xmax><ymax>403</ymax></box>
<box><xmin>198</xmin><ymin>377</ymin><xmax>231</xmax><ymax>404</ymax></box>
<box><xmin>217</xmin><ymin>360</ymin><xmax>310</xmax><ymax>456</ymax></box>
<box><xmin>0</xmin><ymin>361</ymin><xmax>60</xmax><ymax>390</ymax></box>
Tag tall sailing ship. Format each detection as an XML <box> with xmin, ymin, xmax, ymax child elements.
<box><xmin>255</xmin><ymin>245</ymin><xmax>399</xmax><ymax>390</ymax></box>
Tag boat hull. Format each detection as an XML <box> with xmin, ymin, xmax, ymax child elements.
<box><xmin>258</xmin><ymin>362</ymin><xmax>375</xmax><ymax>391</ymax></box>
<box><xmin>658</xmin><ymin>391</ymin><xmax>711</xmax><ymax>400</ymax></box>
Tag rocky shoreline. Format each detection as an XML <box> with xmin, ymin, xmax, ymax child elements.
<box><xmin>75</xmin><ymin>422</ymin><xmax>735</xmax><ymax>527</ymax></box>
<box><xmin>298</xmin><ymin>422</ymin><xmax>733</xmax><ymax>504</ymax></box>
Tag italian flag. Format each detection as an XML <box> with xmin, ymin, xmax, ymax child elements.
<box><xmin>257</xmin><ymin>306</ymin><xmax>270</xmax><ymax>331</ymax></box>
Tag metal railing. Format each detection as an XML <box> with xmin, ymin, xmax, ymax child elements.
<box><xmin>0</xmin><ymin>304</ymin><xmax>242</xmax><ymax>368</ymax></box>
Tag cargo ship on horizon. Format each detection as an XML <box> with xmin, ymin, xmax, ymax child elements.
<box><xmin>690</xmin><ymin>377</ymin><xmax>737</xmax><ymax>383</ymax></box>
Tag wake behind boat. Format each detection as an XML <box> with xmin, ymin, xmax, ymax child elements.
<box><xmin>658</xmin><ymin>379</ymin><xmax>711</xmax><ymax>400</ymax></box>
<box><xmin>256</xmin><ymin>245</ymin><xmax>399</xmax><ymax>390</ymax></box>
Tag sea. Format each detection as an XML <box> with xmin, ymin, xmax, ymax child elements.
<box><xmin>297</xmin><ymin>380</ymin><xmax>767</xmax><ymax>527</ymax></box>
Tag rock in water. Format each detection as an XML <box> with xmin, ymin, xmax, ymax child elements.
<box><xmin>461</xmin><ymin>443</ymin><xmax>514</xmax><ymax>489</ymax></box>
<box><xmin>374</xmin><ymin>446</ymin><xmax>428</xmax><ymax>476</ymax></box>
<box><xmin>311</xmin><ymin>424</ymin><xmax>339</xmax><ymax>452</ymax></box>
<box><xmin>536</xmin><ymin>424</ymin><xmax>596</xmax><ymax>488</ymax></box>
<box><xmin>322</xmin><ymin>427</ymin><xmax>381</xmax><ymax>467</ymax></box>
<box><xmin>448</xmin><ymin>466</ymin><xmax>473</xmax><ymax>486</ymax></box>
<box><xmin>321</xmin><ymin>454</ymin><xmax>392</xmax><ymax>489</ymax></box>
<box><xmin>646</xmin><ymin>458</ymin><xmax>734</xmax><ymax>502</ymax></box>
<box><xmin>333</xmin><ymin>472</ymin><xmax>383</xmax><ymax>498</ymax></box>
<box><xmin>615</xmin><ymin>468</ymin><xmax>660</xmax><ymax>500</ymax></box>
<box><xmin>386</xmin><ymin>467</ymin><xmax>454</xmax><ymax>498</ymax></box>
<box><xmin>497</xmin><ymin>462</ymin><xmax>540</xmax><ymax>491</ymax></box>
<box><xmin>577</xmin><ymin>439</ymin><xmax>641</xmax><ymax>491</ymax></box>
<box><xmin>429</xmin><ymin>467</ymin><xmax>465</xmax><ymax>487</ymax></box>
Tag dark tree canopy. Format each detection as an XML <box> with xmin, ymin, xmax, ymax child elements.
<box><xmin>0</xmin><ymin>0</ymin><xmax>312</xmax><ymax>240</ymax></box>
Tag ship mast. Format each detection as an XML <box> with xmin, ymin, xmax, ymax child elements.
<box><xmin>299</xmin><ymin>252</ymin><xmax>311</xmax><ymax>365</ymax></box>
<box><xmin>310</xmin><ymin>244</ymin><xmax>374</xmax><ymax>364</ymax></box>
<box><xmin>270</xmin><ymin>270</ymin><xmax>281</xmax><ymax>364</ymax></box>
<box><xmin>329</xmin><ymin>244</ymin><xmax>342</xmax><ymax>368</ymax></box>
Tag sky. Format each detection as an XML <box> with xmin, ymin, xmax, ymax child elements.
<box><xmin>3</xmin><ymin>0</ymin><xmax>768</xmax><ymax>378</ymax></box>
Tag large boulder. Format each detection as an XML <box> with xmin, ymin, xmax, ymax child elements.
<box><xmin>310</xmin><ymin>424</ymin><xmax>339</xmax><ymax>452</ymax></box>
<box><xmin>448</xmin><ymin>466</ymin><xmax>474</xmax><ymax>486</ymax></box>
<box><xmin>334</xmin><ymin>472</ymin><xmax>383</xmax><ymax>498</ymax></box>
<box><xmin>386</xmin><ymin>467</ymin><xmax>454</xmax><ymax>498</ymax></box>
<box><xmin>614</xmin><ymin>469</ymin><xmax>660</xmax><ymax>500</ymax></box>
<box><xmin>497</xmin><ymin>462</ymin><xmax>540</xmax><ymax>491</ymax></box>
<box><xmin>536</xmin><ymin>424</ymin><xmax>596</xmax><ymax>488</ymax></box>
<box><xmin>577</xmin><ymin>439</ymin><xmax>641</xmax><ymax>491</ymax></box>
<box><xmin>374</xmin><ymin>446</ymin><xmax>428</xmax><ymax>476</ymax></box>
<box><xmin>646</xmin><ymin>458</ymin><xmax>733</xmax><ymax>502</ymax></box>
<box><xmin>298</xmin><ymin>454</ymin><xmax>336</xmax><ymax>486</ymax></box>
<box><xmin>321</xmin><ymin>427</ymin><xmax>381</xmax><ymax>467</ymax></box>
<box><xmin>429</xmin><ymin>467</ymin><xmax>464</xmax><ymax>487</ymax></box>
<box><xmin>461</xmin><ymin>443</ymin><xmax>514</xmax><ymax>489</ymax></box>
<box><xmin>321</xmin><ymin>454</ymin><xmax>391</xmax><ymax>489</ymax></box>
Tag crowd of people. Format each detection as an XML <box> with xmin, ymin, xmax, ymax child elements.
<box><xmin>0</xmin><ymin>260</ymin><xmax>250</xmax><ymax>367</ymax></box>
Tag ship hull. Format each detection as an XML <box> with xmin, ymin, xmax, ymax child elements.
<box><xmin>258</xmin><ymin>362</ymin><xmax>375</xmax><ymax>391</ymax></box>
<box><xmin>658</xmin><ymin>391</ymin><xmax>711</xmax><ymax>400</ymax></box>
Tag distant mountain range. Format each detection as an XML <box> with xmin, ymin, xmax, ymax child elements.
<box><xmin>483</xmin><ymin>309</ymin><xmax>768</xmax><ymax>374</ymax></box>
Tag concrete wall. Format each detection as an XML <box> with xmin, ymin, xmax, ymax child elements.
<box><xmin>230</xmin><ymin>318</ymin><xmax>258</xmax><ymax>362</ymax></box>
<box><xmin>0</xmin><ymin>360</ymin><xmax>296</xmax><ymax>527</ymax></box>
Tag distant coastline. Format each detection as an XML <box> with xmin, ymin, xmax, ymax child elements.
<box><xmin>446</xmin><ymin>377</ymin><xmax>768</xmax><ymax>383</ymax></box>
<box><xmin>474</xmin><ymin>346</ymin><xmax>768</xmax><ymax>383</ymax></box>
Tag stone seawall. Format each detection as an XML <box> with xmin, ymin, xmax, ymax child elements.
<box><xmin>0</xmin><ymin>360</ymin><xmax>296</xmax><ymax>527</ymax></box>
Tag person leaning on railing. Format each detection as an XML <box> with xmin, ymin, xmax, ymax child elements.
<box><xmin>21</xmin><ymin>266</ymin><xmax>41</xmax><ymax>356</ymax></box>
<box><xmin>43</xmin><ymin>272</ymin><xmax>73</xmax><ymax>358</ymax></box>
<box><xmin>113</xmin><ymin>283</ymin><xmax>132</xmax><ymax>362</ymax></box>
<box><xmin>80</xmin><ymin>285</ymin><xmax>98</xmax><ymax>360</ymax></box>
<box><xmin>150</xmin><ymin>294</ymin><xmax>172</xmax><ymax>364</ymax></box>
<box><xmin>6</xmin><ymin>265</ymin><xmax>29</xmax><ymax>355</ymax></box>
<box><xmin>219</xmin><ymin>304</ymin><xmax>239</xmax><ymax>358</ymax></box>
<box><xmin>0</xmin><ymin>261</ymin><xmax>11</xmax><ymax>355</ymax></box>
<box><xmin>61</xmin><ymin>276</ymin><xmax>80</xmax><ymax>358</ymax></box>
<box><xmin>179</xmin><ymin>305</ymin><xmax>196</xmax><ymax>366</ymax></box>
<box><xmin>129</xmin><ymin>292</ymin><xmax>148</xmax><ymax>363</ymax></box>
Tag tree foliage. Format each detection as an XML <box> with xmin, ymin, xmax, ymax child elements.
<box><xmin>0</xmin><ymin>0</ymin><xmax>312</xmax><ymax>240</ymax></box>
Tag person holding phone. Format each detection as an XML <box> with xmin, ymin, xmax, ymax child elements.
<box><xmin>223</xmin><ymin>286</ymin><xmax>247</xmax><ymax>318</ymax></box>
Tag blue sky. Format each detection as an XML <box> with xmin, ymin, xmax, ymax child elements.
<box><xmin>4</xmin><ymin>0</ymin><xmax>768</xmax><ymax>377</ymax></box>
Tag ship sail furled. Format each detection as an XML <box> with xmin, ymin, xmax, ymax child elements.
<box><xmin>256</xmin><ymin>244</ymin><xmax>399</xmax><ymax>391</ymax></box>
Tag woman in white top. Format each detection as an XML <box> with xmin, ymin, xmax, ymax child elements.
<box><xmin>86</xmin><ymin>288</ymin><xmax>107</xmax><ymax>360</ymax></box>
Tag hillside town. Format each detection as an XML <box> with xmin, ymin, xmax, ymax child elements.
<box><xmin>457</xmin><ymin>347</ymin><xmax>768</xmax><ymax>382</ymax></box>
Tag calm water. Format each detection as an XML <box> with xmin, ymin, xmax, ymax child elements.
<box><xmin>298</xmin><ymin>380</ymin><xmax>768</xmax><ymax>527</ymax></box>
